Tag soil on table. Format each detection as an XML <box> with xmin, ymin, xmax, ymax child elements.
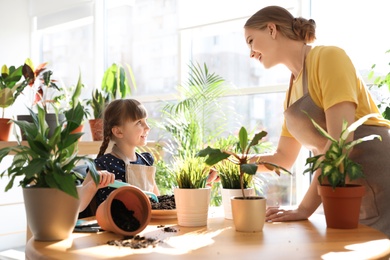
<box><xmin>150</xmin><ymin>195</ymin><xmax>176</xmax><ymax>210</ymax></box>
<box><xmin>111</xmin><ymin>199</ymin><xmax>140</xmax><ymax>232</ymax></box>
<box><xmin>106</xmin><ymin>225</ymin><xmax>178</xmax><ymax>249</ymax></box>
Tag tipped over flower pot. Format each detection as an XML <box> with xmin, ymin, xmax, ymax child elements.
<box><xmin>96</xmin><ymin>186</ymin><xmax>152</xmax><ymax>236</ymax></box>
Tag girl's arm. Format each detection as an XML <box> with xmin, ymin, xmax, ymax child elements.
<box><xmin>78</xmin><ymin>170</ymin><xmax>115</xmax><ymax>212</ymax></box>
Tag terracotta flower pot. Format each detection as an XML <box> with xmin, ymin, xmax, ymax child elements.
<box><xmin>231</xmin><ymin>196</ymin><xmax>266</xmax><ymax>232</ymax></box>
<box><xmin>318</xmin><ymin>184</ymin><xmax>365</xmax><ymax>229</ymax></box>
<box><xmin>96</xmin><ymin>186</ymin><xmax>152</xmax><ymax>236</ymax></box>
<box><xmin>89</xmin><ymin>119</ymin><xmax>103</xmax><ymax>141</ymax></box>
<box><xmin>0</xmin><ymin>118</ymin><xmax>12</xmax><ymax>141</ymax></box>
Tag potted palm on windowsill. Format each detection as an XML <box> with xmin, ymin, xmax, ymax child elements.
<box><xmin>303</xmin><ymin>112</ymin><xmax>382</xmax><ymax>229</ymax></box>
<box><xmin>197</xmin><ymin>126</ymin><xmax>291</xmax><ymax>232</ymax></box>
<box><xmin>0</xmin><ymin>76</ymin><xmax>100</xmax><ymax>241</ymax></box>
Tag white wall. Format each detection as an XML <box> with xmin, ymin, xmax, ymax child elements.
<box><xmin>0</xmin><ymin>0</ymin><xmax>31</xmax><ymax>251</ymax></box>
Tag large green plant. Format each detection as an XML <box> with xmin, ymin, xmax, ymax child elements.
<box><xmin>101</xmin><ymin>63</ymin><xmax>136</xmax><ymax>101</ymax></box>
<box><xmin>0</xmin><ymin>75</ymin><xmax>100</xmax><ymax>199</ymax></box>
<box><xmin>156</xmin><ymin>62</ymin><xmax>235</xmax><ymax>158</ymax></box>
<box><xmin>303</xmin><ymin>113</ymin><xmax>381</xmax><ymax>189</ymax></box>
<box><xmin>197</xmin><ymin>126</ymin><xmax>290</xmax><ymax>199</ymax></box>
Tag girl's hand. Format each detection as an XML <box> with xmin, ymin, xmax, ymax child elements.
<box><xmin>97</xmin><ymin>170</ymin><xmax>115</xmax><ymax>188</ymax></box>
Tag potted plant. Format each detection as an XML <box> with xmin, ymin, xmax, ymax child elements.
<box><xmin>101</xmin><ymin>63</ymin><xmax>136</xmax><ymax>101</ymax></box>
<box><xmin>303</xmin><ymin>112</ymin><xmax>382</xmax><ymax>229</ymax></box>
<box><xmin>87</xmin><ymin>89</ymin><xmax>109</xmax><ymax>141</ymax></box>
<box><xmin>212</xmin><ymin>136</ymin><xmax>255</xmax><ymax>219</ymax></box>
<box><xmin>0</xmin><ymin>75</ymin><xmax>100</xmax><ymax>241</ymax></box>
<box><xmin>197</xmin><ymin>126</ymin><xmax>290</xmax><ymax>232</ymax></box>
<box><xmin>18</xmin><ymin>59</ymin><xmax>64</xmax><ymax>138</ymax></box>
<box><xmin>87</xmin><ymin>63</ymin><xmax>136</xmax><ymax>141</ymax></box>
<box><xmin>0</xmin><ymin>63</ymin><xmax>30</xmax><ymax>140</ymax></box>
<box><xmin>171</xmin><ymin>154</ymin><xmax>211</xmax><ymax>227</ymax></box>
<box><xmin>61</xmin><ymin>75</ymin><xmax>90</xmax><ymax>138</ymax></box>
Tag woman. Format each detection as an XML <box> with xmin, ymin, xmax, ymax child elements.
<box><xmin>244</xmin><ymin>5</ymin><xmax>390</xmax><ymax>236</ymax></box>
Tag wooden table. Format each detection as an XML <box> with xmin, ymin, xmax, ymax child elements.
<box><xmin>25</xmin><ymin>209</ymin><xmax>390</xmax><ymax>260</ymax></box>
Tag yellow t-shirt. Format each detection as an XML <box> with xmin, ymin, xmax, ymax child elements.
<box><xmin>281</xmin><ymin>46</ymin><xmax>390</xmax><ymax>137</ymax></box>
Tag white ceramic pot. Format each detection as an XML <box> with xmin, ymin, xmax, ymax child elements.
<box><xmin>231</xmin><ymin>196</ymin><xmax>266</xmax><ymax>232</ymax></box>
<box><xmin>221</xmin><ymin>188</ymin><xmax>255</xmax><ymax>219</ymax></box>
<box><xmin>174</xmin><ymin>187</ymin><xmax>211</xmax><ymax>227</ymax></box>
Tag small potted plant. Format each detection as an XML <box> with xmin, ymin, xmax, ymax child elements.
<box><xmin>0</xmin><ymin>63</ymin><xmax>30</xmax><ymax>140</ymax></box>
<box><xmin>0</xmin><ymin>75</ymin><xmax>100</xmax><ymax>241</ymax></box>
<box><xmin>212</xmin><ymin>136</ymin><xmax>255</xmax><ymax>219</ymax></box>
<box><xmin>197</xmin><ymin>126</ymin><xmax>290</xmax><ymax>232</ymax></box>
<box><xmin>18</xmin><ymin>59</ymin><xmax>63</xmax><ymax>138</ymax></box>
<box><xmin>303</xmin><ymin>112</ymin><xmax>382</xmax><ymax>229</ymax></box>
<box><xmin>87</xmin><ymin>89</ymin><xmax>109</xmax><ymax>141</ymax></box>
<box><xmin>171</xmin><ymin>153</ymin><xmax>210</xmax><ymax>227</ymax></box>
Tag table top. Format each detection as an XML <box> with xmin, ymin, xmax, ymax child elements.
<box><xmin>25</xmin><ymin>208</ymin><xmax>390</xmax><ymax>260</ymax></box>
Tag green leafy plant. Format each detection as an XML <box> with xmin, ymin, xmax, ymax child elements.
<box><xmin>101</xmin><ymin>63</ymin><xmax>136</xmax><ymax>101</ymax></box>
<box><xmin>303</xmin><ymin>112</ymin><xmax>382</xmax><ymax>189</ymax></box>
<box><xmin>368</xmin><ymin>49</ymin><xmax>390</xmax><ymax>120</ymax></box>
<box><xmin>0</xmin><ymin>76</ymin><xmax>100</xmax><ymax>199</ymax></box>
<box><xmin>171</xmin><ymin>154</ymin><xmax>209</xmax><ymax>189</ymax></box>
<box><xmin>156</xmin><ymin>62</ymin><xmax>235</xmax><ymax>159</ymax></box>
<box><xmin>0</xmin><ymin>63</ymin><xmax>30</xmax><ymax>118</ymax></box>
<box><xmin>197</xmin><ymin>126</ymin><xmax>291</xmax><ymax>199</ymax></box>
<box><xmin>22</xmin><ymin>59</ymin><xmax>61</xmax><ymax>113</ymax></box>
<box><xmin>88</xmin><ymin>89</ymin><xmax>110</xmax><ymax>119</ymax></box>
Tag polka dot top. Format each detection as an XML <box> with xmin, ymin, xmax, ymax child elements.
<box><xmin>94</xmin><ymin>152</ymin><xmax>154</xmax><ymax>206</ymax></box>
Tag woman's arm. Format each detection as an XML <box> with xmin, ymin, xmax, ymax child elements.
<box><xmin>266</xmin><ymin>101</ymin><xmax>357</xmax><ymax>221</ymax></box>
<box><xmin>252</xmin><ymin>135</ymin><xmax>302</xmax><ymax>172</ymax></box>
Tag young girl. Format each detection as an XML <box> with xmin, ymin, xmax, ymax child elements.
<box><xmin>79</xmin><ymin>99</ymin><xmax>159</xmax><ymax>213</ymax></box>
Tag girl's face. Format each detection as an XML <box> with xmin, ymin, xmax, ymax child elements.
<box><xmin>114</xmin><ymin>117</ymin><xmax>150</xmax><ymax>147</ymax></box>
<box><xmin>244</xmin><ymin>25</ymin><xmax>279</xmax><ymax>68</ymax></box>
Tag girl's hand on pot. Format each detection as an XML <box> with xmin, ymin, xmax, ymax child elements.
<box><xmin>98</xmin><ymin>170</ymin><xmax>115</xmax><ymax>188</ymax></box>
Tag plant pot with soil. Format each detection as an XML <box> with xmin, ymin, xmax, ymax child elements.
<box><xmin>96</xmin><ymin>185</ymin><xmax>151</xmax><ymax>236</ymax></box>
<box><xmin>198</xmin><ymin>126</ymin><xmax>291</xmax><ymax>232</ymax></box>
<box><xmin>303</xmin><ymin>112</ymin><xmax>382</xmax><ymax>229</ymax></box>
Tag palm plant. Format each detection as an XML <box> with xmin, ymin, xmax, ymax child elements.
<box><xmin>156</xmin><ymin>62</ymin><xmax>235</xmax><ymax>158</ymax></box>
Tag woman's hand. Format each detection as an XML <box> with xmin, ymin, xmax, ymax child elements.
<box><xmin>97</xmin><ymin>170</ymin><xmax>115</xmax><ymax>189</ymax></box>
<box><xmin>265</xmin><ymin>206</ymin><xmax>309</xmax><ymax>222</ymax></box>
